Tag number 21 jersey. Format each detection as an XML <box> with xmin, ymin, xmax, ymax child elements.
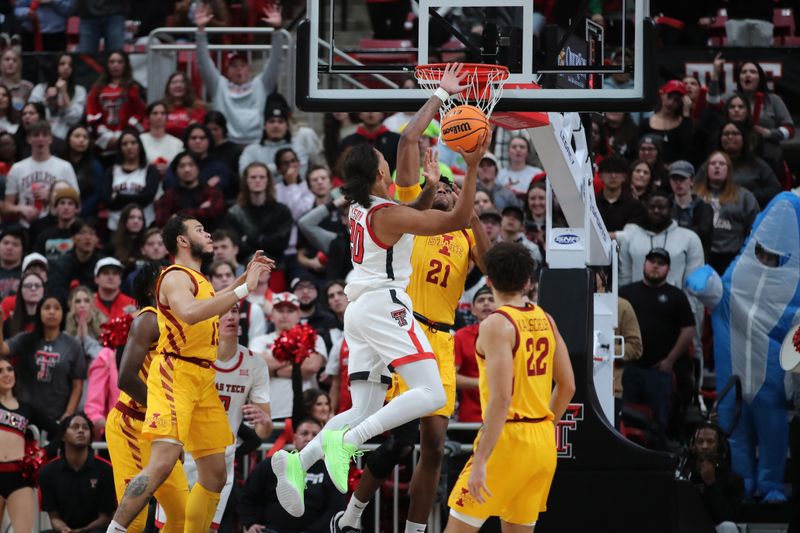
<box><xmin>345</xmin><ymin>196</ymin><xmax>415</xmax><ymax>302</ymax></box>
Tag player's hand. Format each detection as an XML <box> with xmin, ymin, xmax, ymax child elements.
<box><xmin>245</xmin><ymin>262</ymin><xmax>270</xmax><ymax>293</ymax></box>
<box><xmin>467</xmin><ymin>460</ymin><xmax>491</xmax><ymax>504</ymax></box>
<box><xmin>698</xmin><ymin>459</ymin><xmax>716</xmax><ymax>485</ymax></box>
<box><xmin>242</xmin><ymin>404</ymin><xmax>269</xmax><ymax>426</ymax></box>
<box><xmin>439</xmin><ymin>63</ymin><xmax>470</xmax><ymax>97</ymax></box>
<box><xmin>261</xmin><ymin>3</ymin><xmax>282</xmax><ymax>27</ymax></box>
<box><xmin>458</xmin><ymin>129</ymin><xmax>493</xmax><ymax>168</ymax></box>
<box><xmin>195</xmin><ymin>2</ymin><xmax>214</xmax><ymax>31</ymax></box>
<box><xmin>247</xmin><ymin>250</ymin><xmax>276</xmax><ymax>271</ymax></box>
<box><xmin>422</xmin><ymin>148</ymin><xmax>441</xmax><ymax>189</ymax></box>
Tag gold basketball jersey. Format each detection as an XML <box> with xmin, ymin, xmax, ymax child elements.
<box><xmin>155</xmin><ymin>265</ymin><xmax>219</xmax><ymax>362</ymax></box>
<box><xmin>477</xmin><ymin>304</ymin><xmax>556</xmax><ymax>421</ymax></box>
<box><xmin>117</xmin><ymin>306</ymin><xmax>158</xmax><ymax>413</ymax></box>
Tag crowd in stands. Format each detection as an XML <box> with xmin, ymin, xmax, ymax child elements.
<box><xmin>0</xmin><ymin>0</ymin><xmax>797</xmax><ymax>532</ymax></box>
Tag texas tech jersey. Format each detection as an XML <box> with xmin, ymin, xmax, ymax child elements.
<box><xmin>345</xmin><ymin>195</ymin><xmax>414</xmax><ymax>301</ymax></box>
<box><xmin>211</xmin><ymin>345</ymin><xmax>270</xmax><ymax>432</ymax></box>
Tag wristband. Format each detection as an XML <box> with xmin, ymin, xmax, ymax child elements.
<box><xmin>234</xmin><ymin>284</ymin><xmax>249</xmax><ymax>299</ymax></box>
<box><xmin>434</xmin><ymin>87</ymin><xmax>450</xmax><ymax>103</ymax></box>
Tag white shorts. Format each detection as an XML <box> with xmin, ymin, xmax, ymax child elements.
<box><xmin>345</xmin><ymin>288</ymin><xmax>435</xmax><ymax>386</ymax></box>
<box><xmin>156</xmin><ymin>444</ymin><xmax>236</xmax><ymax>530</ymax></box>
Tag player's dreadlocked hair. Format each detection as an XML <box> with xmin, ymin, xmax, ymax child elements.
<box><xmin>484</xmin><ymin>242</ymin><xmax>536</xmax><ymax>293</ymax></box>
<box><xmin>133</xmin><ymin>261</ymin><xmax>163</xmax><ymax>309</ymax></box>
<box><xmin>341</xmin><ymin>143</ymin><xmax>379</xmax><ymax>208</ymax></box>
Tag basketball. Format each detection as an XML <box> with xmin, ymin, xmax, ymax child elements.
<box><xmin>440</xmin><ymin>104</ymin><xmax>489</xmax><ymax>153</ymax></box>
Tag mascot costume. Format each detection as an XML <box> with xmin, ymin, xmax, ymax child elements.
<box><xmin>686</xmin><ymin>192</ymin><xmax>800</xmax><ymax>501</ymax></box>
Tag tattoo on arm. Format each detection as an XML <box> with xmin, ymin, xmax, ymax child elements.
<box><xmin>124</xmin><ymin>475</ymin><xmax>150</xmax><ymax>498</ymax></box>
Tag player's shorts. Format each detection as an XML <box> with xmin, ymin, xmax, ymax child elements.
<box><xmin>107</xmin><ymin>403</ymin><xmax>189</xmax><ymax>532</ymax></box>
<box><xmin>160</xmin><ymin>444</ymin><xmax>235</xmax><ymax>530</ymax></box>
<box><xmin>345</xmin><ymin>288</ymin><xmax>435</xmax><ymax>386</ymax></box>
<box><xmin>448</xmin><ymin>420</ymin><xmax>557</xmax><ymax>526</ymax></box>
<box><xmin>386</xmin><ymin>325</ymin><xmax>455</xmax><ymax>417</ymax></box>
<box><xmin>143</xmin><ymin>354</ymin><xmax>234</xmax><ymax>457</ymax></box>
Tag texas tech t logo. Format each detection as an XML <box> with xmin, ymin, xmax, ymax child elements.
<box><xmin>391</xmin><ymin>308</ymin><xmax>408</xmax><ymax>327</ymax></box>
<box><xmin>555</xmin><ymin>403</ymin><xmax>583</xmax><ymax>459</ymax></box>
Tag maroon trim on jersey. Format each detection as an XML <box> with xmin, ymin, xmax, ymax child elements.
<box><xmin>212</xmin><ymin>349</ymin><xmax>246</xmax><ymax>373</ymax></box>
<box><xmin>391</xmin><ymin>351</ymin><xmax>435</xmax><ymax>367</ymax></box>
<box><xmin>492</xmin><ymin>309</ymin><xmax>521</xmax><ymax>358</ymax></box>
<box><xmin>365</xmin><ymin>203</ymin><xmax>393</xmax><ymax>250</ymax></box>
<box><xmin>507</xmin><ymin>303</ymin><xmax>535</xmax><ymax>311</ymax></box>
<box><xmin>460</xmin><ymin>229</ymin><xmax>473</xmax><ymax>249</ymax></box>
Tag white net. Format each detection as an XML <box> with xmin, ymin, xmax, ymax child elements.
<box><xmin>415</xmin><ymin>63</ymin><xmax>508</xmax><ymax>117</ymax></box>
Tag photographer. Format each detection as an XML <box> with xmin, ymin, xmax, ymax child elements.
<box><xmin>678</xmin><ymin>422</ymin><xmax>744</xmax><ymax>533</ymax></box>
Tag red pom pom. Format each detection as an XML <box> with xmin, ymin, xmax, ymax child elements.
<box><xmin>99</xmin><ymin>314</ymin><xmax>134</xmax><ymax>348</ymax></box>
<box><xmin>21</xmin><ymin>440</ymin><xmax>47</xmax><ymax>483</ymax></box>
<box><xmin>272</xmin><ymin>324</ymin><xmax>318</xmax><ymax>364</ymax></box>
<box><xmin>793</xmin><ymin>326</ymin><xmax>800</xmax><ymax>354</ymax></box>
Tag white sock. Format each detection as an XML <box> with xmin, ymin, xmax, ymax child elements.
<box><xmin>299</xmin><ymin>381</ymin><xmax>387</xmax><ymax>471</ymax></box>
<box><xmin>106</xmin><ymin>520</ymin><xmax>127</xmax><ymax>532</ymax></box>
<box><xmin>344</xmin><ymin>360</ymin><xmax>444</xmax><ymax>447</ymax></box>
<box><xmin>405</xmin><ymin>520</ymin><xmax>427</xmax><ymax>533</ymax></box>
<box><xmin>340</xmin><ymin>494</ymin><xmax>369</xmax><ymax>528</ymax></box>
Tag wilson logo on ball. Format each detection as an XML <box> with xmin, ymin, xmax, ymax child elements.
<box><xmin>443</xmin><ymin>123</ymin><xmax>472</xmax><ymax>135</ymax></box>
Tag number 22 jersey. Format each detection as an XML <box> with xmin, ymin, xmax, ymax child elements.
<box><xmin>477</xmin><ymin>304</ymin><xmax>556</xmax><ymax>421</ymax></box>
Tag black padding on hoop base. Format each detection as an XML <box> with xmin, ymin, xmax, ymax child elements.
<box><xmin>534</xmin><ymin>268</ymin><xmax>707</xmax><ymax>533</ymax></box>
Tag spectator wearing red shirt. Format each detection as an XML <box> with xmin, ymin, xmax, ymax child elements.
<box><xmin>162</xmin><ymin>72</ymin><xmax>207</xmax><ymax>140</ymax></box>
<box><xmin>454</xmin><ymin>285</ymin><xmax>496</xmax><ymax>422</ymax></box>
<box><xmin>93</xmin><ymin>257</ymin><xmax>135</xmax><ymax>320</ymax></box>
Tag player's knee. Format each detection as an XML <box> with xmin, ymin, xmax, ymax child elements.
<box><xmin>419</xmin><ymin>429</ymin><xmax>445</xmax><ymax>465</ymax></box>
<box><xmin>425</xmin><ymin>383</ymin><xmax>447</xmax><ymax>412</ymax></box>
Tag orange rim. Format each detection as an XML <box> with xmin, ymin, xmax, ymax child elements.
<box><xmin>415</xmin><ymin>63</ymin><xmax>509</xmax><ymax>86</ymax></box>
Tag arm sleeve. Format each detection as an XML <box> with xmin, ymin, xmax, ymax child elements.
<box><xmin>767</xmin><ymin>94</ymin><xmax>795</xmax><ymax>140</ymax></box>
<box><xmin>84</xmin><ymin>350</ymin><xmax>111</xmax><ymax>423</ymax></box>
<box><xmin>617</xmin><ymin>299</ymin><xmax>643</xmax><ymax>362</ymax></box>
<box><xmin>617</xmin><ymin>229</ymin><xmax>632</xmax><ymax>286</ymax></box>
<box><xmin>195</xmin><ymin>32</ymin><xmax>221</xmax><ymax>98</ymax></box>
<box><xmin>259</xmin><ymin>31</ymin><xmax>286</xmax><ymax>94</ymax></box>
<box><xmin>396</xmin><ymin>183</ymin><xmax>422</xmax><ymax>203</ymax></box>
<box><xmin>754</xmin><ymin>158</ymin><xmax>781</xmax><ymax>207</ymax></box>
<box><xmin>298</xmin><ymin>203</ymin><xmax>338</xmax><ymax>253</ymax></box>
<box><xmin>69</xmin><ymin>337</ymin><xmax>88</xmax><ymax>380</ymax></box>
<box><xmin>63</xmin><ymin>85</ymin><xmax>87</xmax><ymax>128</ymax></box>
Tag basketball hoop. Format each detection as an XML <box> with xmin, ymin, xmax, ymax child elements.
<box><xmin>415</xmin><ymin>63</ymin><xmax>509</xmax><ymax>118</ymax></box>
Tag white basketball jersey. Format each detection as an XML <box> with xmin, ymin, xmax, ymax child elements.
<box><xmin>211</xmin><ymin>344</ymin><xmax>271</xmax><ymax>433</ymax></box>
<box><xmin>345</xmin><ymin>196</ymin><xmax>414</xmax><ymax>301</ymax></box>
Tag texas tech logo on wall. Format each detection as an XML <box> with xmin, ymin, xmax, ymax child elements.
<box><xmin>555</xmin><ymin>403</ymin><xmax>583</xmax><ymax>459</ymax></box>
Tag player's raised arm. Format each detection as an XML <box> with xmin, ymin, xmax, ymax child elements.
<box><xmin>375</xmin><ymin>130</ymin><xmax>491</xmax><ymax>239</ymax></box>
<box><xmin>161</xmin><ymin>259</ymin><xmax>271</xmax><ymax>325</ymax></box>
<box><xmin>118</xmin><ymin>312</ymin><xmax>159</xmax><ymax>406</ymax></box>
<box><xmin>396</xmin><ymin>63</ymin><xmax>468</xmax><ymax>188</ymax></box>
<box><xmin>548</xmin><ymin>314</ymin><xmax>576</xmax><ymax>422</ymax></box>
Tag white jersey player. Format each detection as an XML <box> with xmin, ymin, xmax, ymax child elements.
<box><xmin>161</xmin><ymin>304</ymin><xmax>272</xmax><ymax>531</ymax></box>
<box><xmin>273</xmin><ymin>64</ymin><xmax>491</xmax><ymax>518</ymax></box>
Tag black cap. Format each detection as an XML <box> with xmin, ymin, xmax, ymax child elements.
<box><xmin>472</xmin><ymin>284</ymin><xmax>493</xmax><ymax>303</ymax></box>
<box><xmin>501</xmin><ymin>205</ymin><xmax>524</xmax><ymax>222</ymax></box>
<box><xmin>265</xmin><ymin>92</ymin><xmax>290</xmax><ymax>121</ymax></box>
<box><xmin>478</xmin><ymin>208</ymin><xmax>502</xmax><ymax>223</ymax></box>
<box><xmin>646</xmin><ymin>247</ymin><xmax>671</xmax><ymax>265</ymax></box>
<box><xmin>290</xmin><ymin>272</ymin><xmax>318</xmax><ymax>292</ymax></box>
<box><xmin>597</xmin><ymin>155</ymin><xmax>629</xmax><ymax>174</ymax></box>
